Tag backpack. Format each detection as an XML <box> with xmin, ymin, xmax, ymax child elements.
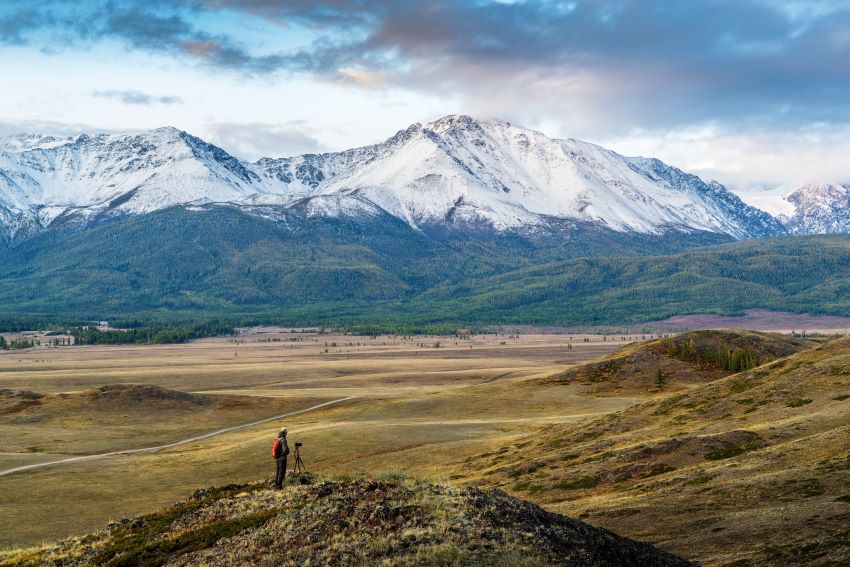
<box><xmin>272</xmin><ymin>438</ymin><xmax>283</xmax><ymax>459</ymax></box>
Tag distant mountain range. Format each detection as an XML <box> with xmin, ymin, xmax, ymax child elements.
<box><xmin>0</xmin><ymin>115</ymin><xmax>796</xmax><ymax>245</ymax></box>
<box><xmin>3</xmin><ymin>115</ymin><xmax>850</xmax><ymax>326</ymax></box>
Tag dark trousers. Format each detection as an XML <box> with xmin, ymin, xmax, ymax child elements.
<box><xmin>275</xmin><ymin>457</ymin><xmax>287</xmax><ymax>488</ymax></box>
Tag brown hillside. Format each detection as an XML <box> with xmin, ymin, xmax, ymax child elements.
<box><xmin>85</xmin><ymin>384</ymin><xmax>210</xmax><ymax>407</ymax></box>
<box><xmin>460</xmin><ymin>333</ymin><xmax>850</xmax><ymax>566</ymax></box>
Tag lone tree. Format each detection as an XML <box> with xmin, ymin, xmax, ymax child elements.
<box><xmin>655</xmin><ymin>367</ymin><xmax>666</xmax><ymax>389</ymax></box>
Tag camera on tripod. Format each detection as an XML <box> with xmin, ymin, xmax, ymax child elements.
<box><xmin>291</xmin><ymin>441</ymin><xmax>306</xmax><ymax>476</ymax></box>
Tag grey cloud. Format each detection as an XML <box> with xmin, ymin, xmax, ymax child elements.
<box><xmin>178</xmin><ymin>0</ymin><xmax>850</xmax><ymax>133</ymax></box>
<box><xmin>92</xmin><ymin>90</ymin><xmax>183</xmax><ymax>105</ymax></box>
<box><xmin>201</xmin><ymin>122</ymin><xmax>326</xmax><ymax>161</ymax></box>
<box><xmin>0</xmin><ymin>1</ymin><xmax>285</xmax><ymax>74</ymax></box>
<box><xmin>95</xmin><ymin>4</ymin><xmax>283</xmax><ymax>73</ymax></box>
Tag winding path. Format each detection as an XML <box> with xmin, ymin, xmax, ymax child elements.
<box><xmin>0</xmin><ymin>397</ymin><xmax>355</xmax><ymax>477</ymax></box>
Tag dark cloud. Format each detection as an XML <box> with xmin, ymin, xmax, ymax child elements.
<box><xmin>259</xmin><ymin>0</ymin><xmax>850</xmax><ymax>132</ymax></box>
<box><xmin>0</xmin><ymin>5</ymin><xmax>55</xmax><ymax>45</ymax></box>
<box><xmin>0</xmin><ymin>1</ymin><xmax>280</xmax><ymax>74</ymax></box>
<box><xmin>5</xmin><ymin>1</ymin><xmax>850</xmax><ymax>134</ymax></box>
<box><xmin>92</xmin><ymin>89</ymin><xmax>183</xmax><ymax>105</ymax></box>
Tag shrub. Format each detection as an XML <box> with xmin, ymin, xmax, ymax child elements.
<box><xmin>555</xmin><ymin>476</ymin><xmax>599</xmax><ymax>491</ymax></box>
<box><xmin>705</xmin><ymin>442</ymin><xmax>748</xmax><ymax>461</ymax></box>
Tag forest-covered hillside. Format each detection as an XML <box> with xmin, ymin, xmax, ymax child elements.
<box><xmin>0</xmin><ymin>206</ymin><xmax>848</xmax><ymax>327</ymax></box>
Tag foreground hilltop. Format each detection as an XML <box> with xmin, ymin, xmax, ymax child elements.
<box><xmin>0</xmin><ymin>478</ymin><xmax>691</xmax><ymax>566</ymax></box>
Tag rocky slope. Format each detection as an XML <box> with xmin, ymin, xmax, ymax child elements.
<box><xmin>0</xmin><ymin>115</ymin><xmax>784</xmax><ymax>244</ymax></box>
<box><xmin>0</xmin><ymin>478</ymin><xmax>692</xmax><ymax>566</ymax></box>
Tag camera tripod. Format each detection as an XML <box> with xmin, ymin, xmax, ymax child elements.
<box><xmin>291</xmin><ymin>442</ymin><xmax>307</xmax><ymax>476</ymax></box>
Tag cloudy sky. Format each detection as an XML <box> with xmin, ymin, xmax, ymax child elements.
<box><xmin>1</xmin><ymin>0</ymin><xmax>849</xmax><ymax>200</ymax></box>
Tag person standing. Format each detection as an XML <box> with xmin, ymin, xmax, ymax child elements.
<box><xmin>272</xmin><ymin>427</ymin><xmax>290</xmax><ymax>489</ymax></box>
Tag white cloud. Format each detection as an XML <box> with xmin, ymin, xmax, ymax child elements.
<box><xmin>594</xmin><ymin>122</ymin><xmax>850</xmax><ymax>200</ymax></box>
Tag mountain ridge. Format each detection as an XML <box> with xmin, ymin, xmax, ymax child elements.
<box><xmin>0</xmin><ymin>115</ymin><xmax>785</xmax><ymax>244</ymax></box>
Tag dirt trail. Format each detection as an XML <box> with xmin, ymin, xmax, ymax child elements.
<box><xmin>0</xmin><ymin>397</ymin><xmax>355</xmax><ymax>477</ymax></box>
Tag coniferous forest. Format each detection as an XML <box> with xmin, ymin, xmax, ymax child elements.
<box><xmin>1</xmin><ymin>206</ymin><xmax>850</xmax><ymax>330</ymax></box>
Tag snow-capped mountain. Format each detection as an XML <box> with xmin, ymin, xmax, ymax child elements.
<box><xmin>0</xmin><ymin>127</ymin><xmax>271</xmax><ymax>230</ymax></box>
<box><xmin>773</xmin><ymin>183</ymin><xmax>850</xmax><ymax>235</ymax></box>
<box><xmin>0</xmin><ymin>115</ymin><xmax>785</xmax><ymax>243</ymax></box>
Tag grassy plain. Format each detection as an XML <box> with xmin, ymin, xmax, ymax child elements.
<box><xmin>0</xmin><ymin>329</ymin><xmax>630</xmax><ymax>549</ymax></box>
<box><xmin>5</xmin><ymin>328</ymin><xmax>846</xmax><ymax>566</ymax></box>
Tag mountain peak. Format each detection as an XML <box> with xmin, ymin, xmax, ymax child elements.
<box><xmin>777</xmin><ymin>181</ymin><xmax>850</xmax><ymax>234</ymax></box>
<box><xmin>427</xmin><ymin>114</ymin><xmax>483</xmax><ymax>131</ymax></box>
<box><xmin>146</xmin><ymin>125</ymin><xmax>189</xmax><ymax>140</ymax></box>
<box><xmin>425</xmin><ymin>114</ymin><xmax>524</xmax><ymax>136</ymax></box>
<box><xmin>151</xmin><ymin>125</ymin><xmax>183</xmax><ymax>134</ymax></box>
<box><xmin>789</xmin><ymin>181</ymin><xmax>848</xmax><ymax>197</ymax></box>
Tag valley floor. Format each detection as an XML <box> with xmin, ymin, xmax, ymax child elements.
<box><xmin>0</xmin><ymin>330</ymin><xmax>629</xmax><ymax>549</ymax></box>
<box><xmin>2</xmin><ymin>327</ymin><xmax>847</xmax><ymax>566</ymax></box>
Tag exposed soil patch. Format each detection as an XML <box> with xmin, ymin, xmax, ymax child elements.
<box><xmin>0</xmin><ymin>390</ymin><xmax>44</xmax><ymax>415</ymax></box>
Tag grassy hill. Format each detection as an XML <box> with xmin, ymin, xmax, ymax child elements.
<box><xmin>543</xmin><ymin>330</ymin><xmax>815</xmax><ymax>394</ymax></box>
<box><xmin>456</xmin><ymin>331</ymin><xmax>850</xmax><ymax>565</ymax></box>
<box><xmin>3</xmin><ymin>206</ymin><xmax>850</xmax><ymax>326</ymax></box>
<box><xmin>0</xmin><ymin>477</ymin><xmax>692</xmax><ymax>566</ymax></box>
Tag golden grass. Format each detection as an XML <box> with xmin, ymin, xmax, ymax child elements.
<box><xmin>0</xmin><ymin>331</ymin><xmax>625</xmax><ymax>549</ymax></box>
<box><xmin>454</xmin><ymin>333</ymin><xmax>850</xmax><ymax>566</ymax></box>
